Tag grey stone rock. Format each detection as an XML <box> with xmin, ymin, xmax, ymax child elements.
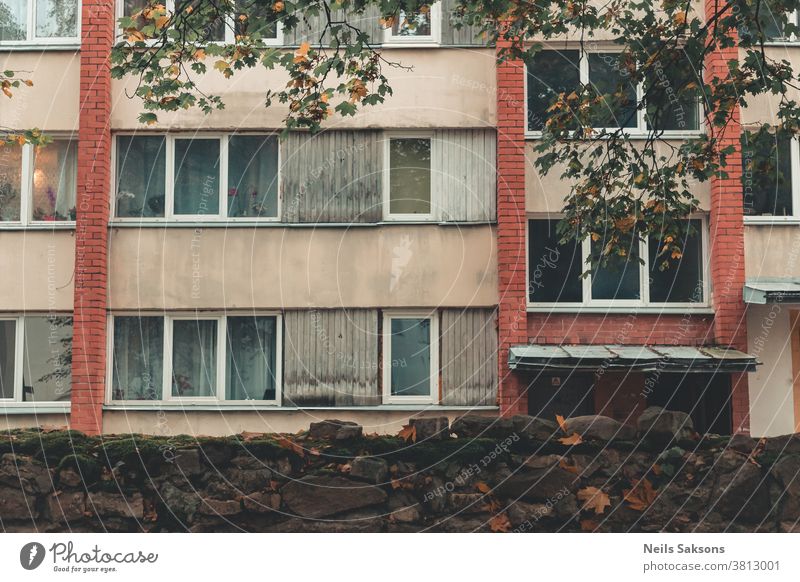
<box><xmin>563</xmin><ymin>415</ymin><xmax>636</xmax><ymax>441</ymax></box>
<box><xmin>282</xmin><ymin>475</ymin><xmax>387</xmax><ymax>519</ymax></box>
<box><xmin>637</xmin><ymin>407</ymin><xmax>694</xmax><ymax>443</ymax></box>
<box><xmin>410</xmin><ymin>417</ymin><xmax>450</xmax><ymax>441</ymax></box>
<box><xmin>728</xmin><ymin>434</ymin><xmax>759</xmax><ymax>455</ymax></box>
<box><xmin>226</xmin><ymin>467</ymin><xmax>272</xmax><ymax>493</ymax></box>
<box><xmin>335</xmin><ymin>424</ymin><xmax>363</xmax><ymax>440</ymax></box>
<box><xmin>506</xmin><ymin>500</ymin><xmax>555</xmax><ymax>528</ymax></box>
<box><xmin>350</xmin><ymin>456</ymin><xmax>389</xmax><ymax>484</ymax></box>
<box><xmin>165</xmin><ymin>449</ymin><xmax>205</xmax><ymax>477</ymax></box>
<box><xmin>764</xmin><ymin>434</ymin><xmax>800</xmax><ymax>456</ymax></box>
<box><xmin>451</xmin><ymin>415</ymin><xmax>514</xmax><ymax>439</ymax></box>
<box><xmin>308</xmin><ymin>420</ymin><xmax>362</xmax><ymax>441</ymax></box>
<box><xmin>448</xmin><ymin>493</ymin><xmax>486</xmax><ymax>514</ymax></box>
<box><xmin>494</xmin><ymin>467</ymin><xmax>577</xmax><ymax>502</ymax></box>
<box><xmin>57</xmin><ymin>467</ymin><xmax>83</xmax><ymax>488</ymax></box>
<box><xmin>511</xmin><ymin>415</ymin><xmax>560</xmax><ymax>441</ymax></box>
<box><xmin>0</xmin><ymin>454</ymin><xmax>53</xmax><ymax>494</ymax></box>
<box><xmin>771</xmin><ymin>455</ymin><xmax>800</xmax><ymax>499</ymax></box>
<box><xmin>159</xmin><ymin>481</ymin><xmax>201</xmax><ymax>522</ymax></box>
<box><xmin>388</xmin><ymin>491</ymin><xmax>422</xmax><ymax>523</ymax></box>
<box><xmin>243</xmin><ymin>491</ymin><xmax>281</xmax><ymax>513</ymax></box>
<box><xmin>712</xmin><ymin>451</ymin><xmax>771</xmax><ymax>522</ymax></box>
<box><xmin>516</xmin><ymin>454</ymin><xmax>565</xmax><ymax>470</ymax></box>
<box><xmin>88</xmin><ymin>492</ymin><xmax>144</xmax><ymax>519</ymax></box>
<box><xmin>48</xmin><ymin>491</ymin><xmax>85</xmax><ymax>523</ymax></box>
<box><xmin>0</xmin><ymin>485</ymin><xmax>39</xmax><ymax>520</ymax></box>
<box><xmin>198</xmin><ymin>498</ymin><xmax>241</xmax><ymax>516</ymax></box>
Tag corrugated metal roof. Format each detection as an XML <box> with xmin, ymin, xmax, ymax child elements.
<box><xmin>744</xmin><ymin>279</ymin><xmax>800</xmax><ymax>304</ymax></box>
<box><xmin>508</xmin><ymin>344</ymin><xmax>759</xmax><ymax>373</ymax></box>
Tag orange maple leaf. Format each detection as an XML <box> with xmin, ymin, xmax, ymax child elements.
<box><xmin>239</xmin><ymin>431</ymin><xmax>264</xmax><ymax>442</ymax></box>
<box><xmin>555</xmin><ymin>414</ymin><xmax>568</xmax><ymax>433</ymax></box>
<box><xmin>276</xmin><ymin>436</ymin><xmax>305</xmax><ymax>457</ymax></box>
<box><xmin>489</xmin><ymin>512</ymin><xmax>511</xmax><ymax>533</ymax></box>
<box><xmin>577</xmin><ymin>486</ymin><xmax>611</xmax><ymax>515</ymax></box>
<box><xmin>559</xmin><ymin>458</ymin><xmax>580</xmax><ymax>475</ymax></box>
<box><xmin>475</xmin><ymin>481</ymin><xmax>491</xmax><ymax>494</ymax></box>
<box><xmin>559</xmin><ymin>432</ymin><xmax>583</xmax><ymax>446</ymax></box>
<box><xmin>580</xmin><ymin>518</ymin><xmax>599</xmax><ymax>532</ymax></box>
<box><xmin>623</xmin><ymin>478</ymin><xmax>658</xmax><ymax>511</ymax></box>
<box><xmin>397</xmin><ymin>423</ymin><xmax>416</xmax><ymax>443</ymax></box>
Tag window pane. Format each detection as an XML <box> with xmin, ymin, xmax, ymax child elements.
<box><xmin>226</xmin><ymin>316</ymin><xmax>277</xmax><ymax>401</ymax></box>
<box><xmin>528</xmin><ymin>219</ymin><xmax>583</xmax><ymax>302</ymax></box>
<box><xmin>389</xmin><ymin>138</ymin><xmax>431</xmax><ymax>215</ymax></box>
<box><xmin>649</xmin><ymin>219</ymin><xmax>704</xmax><ymax>303</ymax></box>
<box><xmin>0</xmin><ymin>143</ymin><xmax>22</xmax><ymax>221</ymax></box>
<box><xmin>122</xmin><ymin>0</ymin><xmax>147</xmax><ymax>17</ymax></box>
<box><xmin>228</xmin><ymin>135</ymin><xmax>279</xmax><ymax>218</ymax></box>
<box><xmin>742</xmin><ymin>131</ymin><xmax>793</xmax><ymax>216</ymax></box>
<box><xmin>591</xmin><ymin>233</ymin><xmax>641</xmax><ymax>300</ymax></box>
<box><xmin>174</xmin><ymin>138</ymin><xmax>220</xmax><ymax>215</ymax></box>
<box><xmin>35</xmin><ymin>0</ymin><xmax>78</xmax><ymax>38</ymax></box>
<box><xmin>588</xmin><ymin>53</ymin><xmax>638</xmax><ymax>129</ymax></box>
<box><xmin>32</xmin><ymin>139</ymin><xmax>77</xmax><ymax>221</ymax></box>
<box><xmin>390</xmin><ymin>318</ymin><xmax>431</xmax><ymax>397</ymax></box>
<box><xmin>645</xmin><ymin>61</ymin><xmax>701</xmax><ymax>131</ymax></box>
<box><xmin>0</xmin><ymin>320</ymin><xmax>15</xmax><ymax>399</ymax></box>
<box><xmin>526</xmin><ymin>50</ymin><xmax>580</xmax><ymax>132</ymax></box>
<box><xmin>116</xmin><ymin>135</ymin><xmax>167</xmax><ymax>218</ymax></box>
<box><xmin>391</xmin><ymin>10</ymin><xmax>431</xmax><ymax>36</ymax></box>
<box><xmin>235</xmin><ymin>0</ymin><xmax>278</xmax><ymax>39</ymax></box>
<box><xmin>0</xmin><ymin>0</ymin><xmax>27</xmax><ymax>41</ymax></box>
<box><xmin>22</xmin><ymin>316</ymin><xmax>72</xmax><ymax>402</ymax></box>
<box><xmin>112</xmin><ymin>316</ymin><xmax>163</xmax><ymax>401</ymax></box>
<box><xmin>172</xmin><ymin>319</ymin><xmax>217</xmax><ymax>397</ymax></box>
<box><xmin>757</xmin><ymin>2</ymin><xmax>787</xmax><ymax>40</ymax></box>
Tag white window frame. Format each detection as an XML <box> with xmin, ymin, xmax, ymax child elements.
<box><xmin>524</xmin><ymin>46</ymin><xmax>704</xmax><ymax>140</ymax></box>
<box><xmin>106</xmin><ymin>312</ymin><xmax>283</xmax><ymax>405</ymax></box>
<box><xmin>0</xmin><ymin>135</ymin><xmax>78</xmax><ymax>228</ymax></box>
<box><xmin>0</xmin><ymin>0</ymin><xmax>81</xmax><ymax>47</ymax></box>
<box><xmin>382</xmin><ymin>131</ymin><xmax>436</xmax><ymax>222</ymax></box>
<box><xmin>743</xmin><ymin>135</ymin><xmax>800</xmax><ymax>224</ymax></box>
<box><xmin>116</xmin><ymin>0</ymin><xmax>283</xmax><ymax>46</ymax></box>
<box><xmin>525</xmin><ymin>214</ymin><xmax>711</xmax><ymax>311</ymax></box>
<box><xmin>0</xmin><ymin>314</ymin><xmax>72</xmax><ymax>407</ymax></box>
<box><xmin>382</xmin><ymin>310</ymin><xmax>439</xmax><ymax>405</ymax></box>
<box><xmin>755</xmin><ymin>8</ymin><xmax>800</xmax><ymax>44</ymax></box>
<box><xmin>110</xmin><ymin>132</ymin><xmax>281</xmax><ymax>223</ymax></box>
<box><xmin>382</xmin><ymin>3</ymin><xmax>441</xmax><ymax>46</ymax></box>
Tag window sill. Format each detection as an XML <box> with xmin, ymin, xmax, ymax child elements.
<box><xmin>0</xmin><ymin>43</ymin><xmax>79</xmax><ymax>51</ymax></box>
<box><xmin>108</xmin><ymin>220</ymin><xmax>496</xmax><ymax>228</ymax></box>
<box><xmin>103</xmin><ymin>403</ymin><xmax>499</xmax><ymax>412</ymax></box>
<box><xmin>527</xmin><ymin>305</ymin><xmax>715</xmax><ymax>315</ymax></box>
<box><xmin>524</xmin><ymin>131</ymin><xmax>703</xmax><ymax>141</ymax></box>
<box><xmin>0</xmin><ymin>222</ymin><xmax>75</xmax><ymax>231</ymax></box>
<box><xmin>744</xmin><ymin>217</ymin><xmax>800</xmax><ymax>225</ymax></box>
<box><xmin>0</xmin><ymin>404</ymin><xmax>70</xmax><ymax>414</ymax></box>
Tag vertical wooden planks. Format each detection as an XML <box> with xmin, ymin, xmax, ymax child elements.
<box><xmin>440</xmin><ymin>308</ymin><xmax>498</xmax><ymax>406</ymax></box>
<box><xmin>434</xmin><ymin>129</ymin><xmax>497</xmax><ymax>222</ymax></box>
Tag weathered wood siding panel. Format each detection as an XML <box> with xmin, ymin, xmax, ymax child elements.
<box><xmin>440</xmin><ymin>308</ymin><xmax>498</xmax><ymax>406</ymax></box>
<box><xmin>440</xmin><ymin>0</ymin><xmax>489</xmax><ymax>46</ymax></box>
<box><xmin>434</xmin><ymin>129</ymin><xmax>496</xmax><ymax>222</ymax></box>
<box><xmin>283</xmin><ymin>6</ymin><xmax>383</xmax><ymax>47</ymax></box>
<box><xmin>281</xmin><ymin>130</ymin><xmax>382</xmax><ymax>223</ymax></box>
<box><xmin>283</xmin><ymin>309</ymin><xmax>380</xmax><ymax>406</ymax></box>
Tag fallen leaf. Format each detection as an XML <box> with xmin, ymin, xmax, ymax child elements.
<box><xmin>397</xmin><ymin>423</ymin><xmax>416</xmax><ymax>443</ymax></box>
<box><xmin>577</xmin><ymin>486</ymin><xmax>611</xmax><ymax>515</ymax></box>
<box><xmin>623</xmin><ymin>478</ymin><xmax>658</xmax><ymax>511</ymax></box>
<box><xmin>555</xmin><ymin>414</ymin><xmax>568</xmax><ymax>433</ymax></box>
<box><xmin>276</xmin><ymin>436</ymin><xmax>305</xmax><ymax>457</ymax></box>
<box><xmin>239</xmin><ymin>431</ymin><xmax>264</xmax><ymax>442</ymax></box>
<box><xmin>475</xmin><ymin>481</ymin><xmax>491</xmax><ymax>494</ymax></box>
<box><xmin>652</xmin><ymin>464</ymin><xmax>662</xmax><ymax>476</ymax></box>
<box><xmin>559</xmin><ymin>458</ymin><xmax>580</xmax><ymax>474</ymax></box>
<box><xmin>391</xmin><ymin>478</ymin><xmax>402</xmax><ymax>490</ymax></box>
<box><xmin>559</xmin><ymin>432</ymin><xmax>583</xmax><ymax>446</ymax></box>
<box><xmin>339</xmin><ymin>463</ymin><xmax>351</xmax><ymax>473</ymax></box>
<box><xmin>489</xmin><ymin>512</ymin><xmax>511</xmax><ymax>532</ymax></box>
<box><xmin>580</xmin><ymin>518</ymin><xmax>599</xmax><ymax>531</ymax></box>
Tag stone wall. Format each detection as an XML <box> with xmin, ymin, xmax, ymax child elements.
<box><xmin>0</xmin><ymin>408</ymin><xmax>798</xmax><ymax>532</ymax></box>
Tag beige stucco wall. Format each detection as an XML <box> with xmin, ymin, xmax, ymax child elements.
<box><xmin>108</xmin><ymin>225</ymin><xmax>497</xmax><ymax>309</ymax></box>
<box><xmin>0</xmin><ymin>51</ymin><xmax>80</xmax><ymax>132</ymax></box>
<box><xmin>0</xmin><ymin>412</ymin><xmax>69</xmax><ymax>431</ymax></box>
<box><xmin>111</xmin><ymin>48</ymin><xmax>496</xmax><ymax>131</ymax></box>
<box><xmin>0</xmin><ymin>231</ymin><xmax>75</xmax><ymax>311</ymax></box>
<box><xmin>747</xmin><ymin>304</ymin><xmax>797</xmax><ymax>437</ymax></box>
<box><xmin>744</xmin><ymin>225</ymin><xmax>800</xmax><ymax>278</ymax></box>
<box><xmin>740</xmin><ymin>47</ymin><xmax>800</xmax><ymax>127</ymax></box>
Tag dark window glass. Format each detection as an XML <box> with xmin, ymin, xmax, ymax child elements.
<box><xmin>116</xmin><ymin>136</ymin><xmax>167</xmax><ymax>218</ymax></box>
<box><xmin>649</xmin><ymin>219</ymin><xmax>704</xmax><ymax>303</ymax></box>
<box><xmin>174</xmin><ymin>138</ymin><xmax>220</xmax><ymax>215</ymax></box>
<box><xmin>526</xmin><ymin>50</ymin><xmax>580</xmax><ymax>132</ymax></box>
<box><xmin>0</xmin><ymin>320</ymin><xmax>15</xmax><ymax>399</ymax></box>
<box><xmin>591</xmin><ymin>231</ymin><xmax>641</xmax><ymax>300</ymax></box>
<box><xmin>742</xmin><ymin>130</ymin><xmax>793</xmax><ymax>216</ymax></box>
<box><xmin>645</xmin><ymin>60</ymin><xmax>701</xmax><ymax>131</ymax></box>
<box><xmin>528</xmin><ymin>219</ymin><xmax>583</xmax><ymax>302</ymax></box>
<box><xmin>235</xmin><ymin>0</ymin><xmax>279</xmax><ymax>39</ymax></box>
<box><xmin>390</xmin><ymin>318</ymin><xmax>431</xmax><ymax>397</ymax></box>
<box><xmin>227</xmin><ymin>135</ymin><xmax>279</xmax><ymax>218</ymax></box>
<box><xmin>588</xmin><ymin>52</ymin><xmax>638</xmax><ymax>129</ymax></box>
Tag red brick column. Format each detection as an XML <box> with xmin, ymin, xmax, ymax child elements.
<box><xmin>704</xmin><ymin>3</ymin><xmax>750</xmax><ymax>433</ymax></box>
<box><xmin>496</xmin><ymin>40</ymin><xmax>528</xmax><ymax>416</ymax></box>
<box><xmin>70</xmin><ymin>0</ymin><xmax>114</xmax><ymax>435</ymax></box>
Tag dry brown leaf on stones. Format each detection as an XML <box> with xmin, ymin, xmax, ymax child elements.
<box><xmin>559</xmin><ymin>433</ymin><xmax>583</xmax><ymax>446</ymax></box>
<box><xmin>489</xmin><ymin>512</ymin><xmax>512</xmax><ymax>532</ymax></box>
<box><xmin>623</xmin><ymin>478</ymin><xmax>658</xmax><ymax>511</ymax></box>
<box><xmin>577</xmin><ymin>486</ymin><xmax>611</xmax><ymax>515</ymax></box>
<box><xmin>397</xmin><ymin>423</ymin><xmax>416</xmax><ymax>443</ymax></box>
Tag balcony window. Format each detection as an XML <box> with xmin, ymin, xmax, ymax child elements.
<box><xmin>382</xmin><ymin>312</ymin><xmax>438</xmax><ymax>404</ymax></box>
<box><xmin>386</xmin><ymin>135</ymin><xmax>432</xmax><ymax>219</ymax></box>
<box><xmin>0</xmin><ymin>0</ymin><xmax>78</xmax><ymax>44</ymax></box>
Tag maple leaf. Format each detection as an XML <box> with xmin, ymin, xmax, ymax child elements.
<box><xmin>276</xmin><ymin>436</ymin><xmax>305</xmax><ymax>457</ymax></box>
<box><xmin>397</xmin><ymin>423</ymin><xmax>416</xmax><ymax>443</ymax></box>
<box><xmin>580</xmin><ymin>518</ymin><xmax>599</xmax><ymax>532</ymax></box>
<box><xmin>577</xmin><ymin>486</ymin><xmax>611</xmax><ymax>515</ymax></box>
<box><xmin>623</xmin><ymin>478</ymin><xmax>658</xmax><ymax>511</ymax></box>
<box><xmin>239</xmin><ymin>431</ymin><xmax>264</xmax><ymax>442</ymax></box>
<box><xmin>489</xmin><ymin>512</ymin><xmax>511</xmax><ymax>533</ymax></box>
<box><xmin>559</xmin><ymin>432</ymin><xmax>583</xmax><ymax>446</ymax></box>
<box><xmin>390</xmin><ymin>478</ymin><xmax>402</xmax><ymax>490</ymax></box>
<box><xmin>475</xmin><ymin>481</ymin><xmax>491</xmax><ymax>494</ymax></box>
<box><xmin>559</xmin><ymin>458</ymin><xmax>580</xmax><ymax>475</ymax></box>
<box><xmin>555</xmin><ymin>414</ymin><xmax>568</xmax><ymax>433</ymax></box>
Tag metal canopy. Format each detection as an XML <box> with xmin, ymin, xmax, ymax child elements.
<box><xmin>508</xmin><ymin>345</ymin><xmax>759</xmax><ymax>373</ymax></box>
<box><xmin>744</xmin><ymin>279</ymin><xmax>800</xmax><ymax>304</ymax></box>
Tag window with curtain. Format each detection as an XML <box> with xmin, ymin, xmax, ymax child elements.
<box><xmin>0</xmin><ymin>143</ymin><xmax>22</xmax><ymax>221</ymax></box>
<box><xmin>112</xmin><ymin>316</ymin><xmax>164</xmax><ymax>401</ymax></box>
<box><xmin>171</xmin><ymin>319</ymin><xmax>218</xmax><ymax>397</ymax></box>
<box><xmin>388</xmin><ymin>137</ymin><xmax>431</xmax><ymax>216</ymax></box>
<box><xmin>116</xmin><ymin>135</ymin><xmax>167</xmax><ymax>218</ymax></box>
<box><xmin>174</xmin><ymin>138</ymin><xmax>221</xmax><ymax>215</ymax></box>
<box><xmin>226</xmin><ymin>316</ymin><xmax>277</xmax><ymax>401</ymax></box>
<box><xmin>22</xmin><ymin>316</ymin><xmax>72</xmax><ymax>402</ymax></box>
<box><xmin>32</xmin><ymin>139</ymin><xmax>77</xmax><ymax>221</ymax></box>
<box><xmin>227</xmin><ymin>135</ymin><xmax>279</xmax><ymax>218</ymax></box>
<box><xmin>0</xmin><ymin>320</ymin><xmax>15</xmax><ymax>399</ymax></box>
<box><xmin>389</xmin><ymin>317</ymin><xmax>432</xmax><ymax>398</ymax></box>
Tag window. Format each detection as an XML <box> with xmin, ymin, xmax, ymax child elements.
<box><xmin>110</xmin><ymin>314</ymin><xmax>281</xmax><ymax>403</ymax></box>
<box><xmin>0</xmin><ymin>315</ymin><xmax>72</xmax><ymax>404</ymax></box>
<box><xmin>738</xmin><ymin>2</ymin><xmax>799</xmax><ymax>42</ymax></box>
<box><xmin>385</xmin><ymin>135</ymin><xmax>433</xmax><ymax>220</ymax></box>
<box><xmin>525</xmin><ymin>49</ymin><xmax>702</xmax><ymax>135</ymax></box>
<box><xmin>382</xmin><ymin>312</ymin><xmax>438</xmax><ymax>404</ymax></box>
<box><xmin>741</xmin><ymin>129</ymin><xmax>799</xmax><ymax>218</ymax></box>
<box><xmin>383</xmin><ymin>3</ymin><xmax>440</xmax><ymax>44</ymax></box>
<box><xmin>0</xmin><ymin>138</ymin><xmax>77</xmax><ymax>225</ymax></box>
<box><xmin>113</xmin><ymin>133</ymin><xmax>280</xmax><ymax>220</ymax></box>
<box><xmin>0</xmin><ymin>0</ymin><xmax>79</xmax><ymax>44</ymax></box>
<box><xmin>527</xmin><ymin>218</ymin><xmax>707</xmax><ymax>308</ymax></box>
<box><xmin>118</xmin><ymin>0</ymin><xmax>282</xmax><ymax>45</ymax></box>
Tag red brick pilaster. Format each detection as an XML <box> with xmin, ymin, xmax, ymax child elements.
<box><xmin>496</xmin><ymin>39</ymin><xmax>528</xmax><ymax>416</ymax></box>
<box><xmin>70</xmin><ymin>1</ymin><xmax>114</xmax><ymax>435</ymax></box>
<box><xmin>704</xmin><ymin>2</ymin><xmax>749</xmax><ymax>433</ymax></box>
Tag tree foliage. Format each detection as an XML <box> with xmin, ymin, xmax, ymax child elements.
<box><xmin>109</xmin><ymin>0</ymin><xmax>800</xmax><ymax>268</ymax></box>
